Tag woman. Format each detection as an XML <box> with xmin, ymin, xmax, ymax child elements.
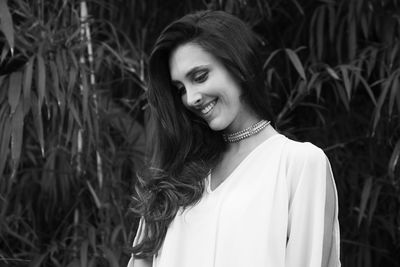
<box><xmin>128</xmin><ymin>10</ymin><xmax>341</xmax><ymax>267</ymax></box>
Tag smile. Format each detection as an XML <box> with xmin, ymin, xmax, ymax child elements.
<box><xmin>201</xmin><ymin>100</ymin><xmax>217</xmax><ymax>115</ymax></box>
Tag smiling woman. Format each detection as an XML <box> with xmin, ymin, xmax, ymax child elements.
<box><xmin>169</xmin><ymin>42</ymin><xmax>255</xmax><ymax>132</ymax></box>
<box><xmin>128</xmin><ymin>10</ymin><xmax>341</xmax><ymax>267</ymax></box>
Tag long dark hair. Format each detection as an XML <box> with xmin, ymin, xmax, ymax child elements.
<box><xmin>131</xmin><ymin>10</ymin><xmax>272</xmax><ymax>258</ymax></box>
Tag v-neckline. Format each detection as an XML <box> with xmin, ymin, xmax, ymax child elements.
<box><xmin>207</xmin><ymin>134</ymin><xmax>283</xmax><ymax>193</ymax></box>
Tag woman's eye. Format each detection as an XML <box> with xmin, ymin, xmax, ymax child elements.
<box><xmin>171</xmin><ymin>81</ymin><xmax>186</xmax><ymax>95</ymax></box>
<box><xmin>177</xmin><ymin>85</ymin><xmax>186</xmax><ymax>95</ymax></box>
<box><xmin>193</xmin><ymin>71</ymin><xmax>208</xmax><ymax>83</ymax></box>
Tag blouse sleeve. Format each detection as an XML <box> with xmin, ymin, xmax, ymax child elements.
<box><xmin>285</xmin><ymin>143</ymin><xmax>341</xmax><ymax>267</ymax></box>
<box><xmin>127</xmin><ymin>217</ymin><xmax>152</xmax><ymax>267</ymax></box>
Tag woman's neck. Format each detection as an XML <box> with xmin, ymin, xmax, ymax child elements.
<box><xmin>225</xmin><ymin>124</ymin><xmax>278</xmax><ymax>152</ymax></box>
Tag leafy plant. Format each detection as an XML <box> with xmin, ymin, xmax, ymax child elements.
<box><xmin>1</xmin><ymin>0</ymin><xmax>399</xmax><ymax>266</ymax></box>
<box><xmin>0</xmin><ymin>0</ymin><xmax>145</xmax><ymax>266</ymax></box>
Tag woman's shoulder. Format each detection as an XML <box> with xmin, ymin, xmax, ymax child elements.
<box><xmin>280</xmin><ymin>136</ymin><xmax>332</xmax><ymax>196</ymax></box>
<box><xmin>280</xmin><ymin>135</ymin><xmax>327</xmax><ymax>165</ymax></box>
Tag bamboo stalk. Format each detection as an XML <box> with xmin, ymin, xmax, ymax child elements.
<box><xmin>79</xmin><ymin>5</ymin><xmax>106</xmax><ymax>248</ymax></box>
<box><xmin>77</xmin><ymin>129</ymin><xmax>83</xmax><ymax>175</ymax></box>
<box><xmin>73</xmin><ymin>208</ymin><xmax>79</xmax><ymax>255</ymax></box>
<box><xmin>80</xmin><ymin>1</ymin><xmax>103</xmax><ymax>188</ymax></box>
<box><xmin>77</xmin><ymin>0</ymin><xmax>85</xmax><ymax>177</ymax></box>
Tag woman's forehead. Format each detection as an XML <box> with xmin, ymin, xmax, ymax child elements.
<box><xmin>169</xmin><ymin>43</ymin><xmax>216</xmax><ymax>81</ymax></box>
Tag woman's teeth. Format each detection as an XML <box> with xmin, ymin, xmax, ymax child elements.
<box><xmin>201</xmin><ymin>100</ymin><xmax>216</xmax><ymax>114</ymax></box>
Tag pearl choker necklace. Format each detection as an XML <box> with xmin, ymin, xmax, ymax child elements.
<box><xmin>222</xmin><ymin>120</ymin><xmax>271</xmax><ymax>143</ymax></box>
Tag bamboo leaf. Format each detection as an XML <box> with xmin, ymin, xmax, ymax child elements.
<box><xmin>11</xmin><ymin>100</ymin><xmax>24</xmax><ymax>171</ymax></box>
<box><xmin>0</xmin><ymin>0</ymin><xmax>15</xmax><ymax>53</ymax></box>
<box><xmin>339</xmin><ymin>66</ymin><xmax>351</xmax><ymax>100</ymax></box>
<box><xmin>67</xmin><ymin>67</ymin><xmax>78</xmax><ymax>101</ymax></box>
<box><xmin>66</xmin><ymin>112</ymin><xmax>75</xmax><ymax>146</ymax></box>
<box><xmin>358</xmin><ymin>176</ymin><xmax>373</xmax><ymax>227</ymax></box>
<box><xmin>307</xmin><ymin>72</ymin><xmax>319</xmax><ymax>91</ymax></box>
<box><xmin>316</xmin><ymin>6</ymin><xmax>325</xmax><ymax>60</ymax></box>
<box><xmin>50</xmin><ymin>60</ymin><xmax>62</xmax><ymax>107</ymax></box>
<box><xmin>290</xmin><ymin>0</ymin><xmax>304</xmax><ymax>15</ymax></box>
<box><xmin>88</xmin><ymin>225</ymin><xmax>96</xmax><ymax>254</ymax></box>
<box><xmin>308</xmin><ymin>6</ymin><xmax>318</xmax><ymax>61</ymax></box>
<box><xmin>326</xmin><ymin>66</ymin><xmax>340</xmax><ymax>80</ymax></box>
<box><xmin>389</xmin><ymin>43</ymin><xmax>399</xmax><ymax>67</ymax></box>
<box><xmin>81</xmin><ymin>70</ymin><xmax>89</xmax><ymax>122</ymax></box>
<box><xmin>361</xmin><ymin>14</ymin><xmax>369</xmax><ymax>39</ymax></box>
<box><xmin>68</xmin><ymin>48</ymin><xmax>79</xmax><ymax>69</ymax></box>
<box><xmin>354</xmin><ymin>72</ymin><xmax>376</xmax><ymax>105</ymax></box>
<box><xmin>348</xmin><ymin>17</ymin><xmax>357</xmax><ymax>60</ymax></box>
<box><xmin>328</xmin><ymin>4</ymin><xmax>335</xmax><ymax>42</ymax></box>
<box><xmin>336</xmin><ymin>19</ymin><xmax>345</xmax><ymax>62</ymax></box>
<box><xmin>53</xmin><ymin>54</ymin><xmax>66</xmax><ymax>122</ymax></box>
<box><xmin>0</xmin><ymin>75</ymin><xmax>5</xmax><ymax>89</ymax></box>
<box><xmin>315</xmin><ymin>81</ymin><xmax>322</xmax><ymax>100</ymax></box>
<box><xmin>2</xmin><ymin>222</ymin><xmax>36</xmax><ymax>248</ymax></box>
<box><xmin>373</xmin><ymin>77</ymin><xmax>392</xmax><ymax>133</ymax></box>
<box><xmin>263</xmin><ymin>49</ymin><xmax>281</xmax><ymax>69</ymax></box>
<box><xmin>0</xmin><ymin>110</ymin><xmax>11</xmax><ymax>177</ymax></box>
<box><xmin>70</xmin><ymin>101</ymin><xmax>82</xmax><ymax>127</ymax></box>
<box><xmin>23</xmin><ymin>57</ymin><xmax>34</xmax><ymax>115</ymax></box>
<box><xmin>382</xmin><ymin>16</ymin><xmax>395</xmax><ymax>44</ymax></box>
<box><xmin>56</xmin><ymin>49</ymin><xmax>65</xmax><ymax>81</ymax></box>
<box><xmin>396</xmin><ymin>78</ymin><xmax>400</xmax><ymax>112</ymax></box>
<box><xmin>8</xmin><ymin>71</ymin><xmax>22</xmax><ymax>114</ymax></box>
<box><xmin>87</xmin><ymin>181</ymin><xmax>101</xmax><ymax>208</ymax></box>
<box><xmin>111</xmin><ymin>224</ymin><xmax>123</xmax><ymax>245</ymax></box>
<box><xmin>388</xmin><ymin>73</ymin><xmax>399</xmax><ymax>117</ymax></box>
<box><xmin>266</xmin><ymin>69</ymin><xmax>274</xmax><ymax>86</ymax></box>
<box><xmin>101</xmin><ymin>247</ymin><xmax>119</xmax><ymax>267</ymax></box>
<box><xmin>335</xmin><ymin>83</ymin><xmax>350</xmax><ymax>110</ymax></box>
<box><xmin>285</xmin><ymin>49</ymin><xmax>306</xmax><ymax>80</ymax></box>
<box><xmin>31</xmin><ymin>93</ymin><xmax>45</xmax><ymax>157</ymax></box>
<box><xmin>297</xmin><ymin>80</ymin><xmax>307</xmax><ymax>94</ymax></box>
<box><xmin>388</xmin><ymin>139</ymin><xmax>400</xmax><ymax>182</ymax></box>
<box><xmin>86</xmin><ymin>106</ymin><xmax>95</xmax><ymax>149</ymax></box>
<box><xmin>80</xmin><ymin>240</ymin><xmax>89</xmax><ymax>267</ymax></box>
<box><xmin>367</xmin><ymin>48</ymin><xmax>377</xmax><ymax>78</ymax></box>
<box><xmin>29</xmin><ymin>253</ymin><xmax>47</xmax><ymax>267</ymax></box>
<box><xmin>37</xmin><ymin>52</ymin><xmax>46</xmax><ymax>108</ymax></box>
<box><xmin>0</xmin><ymin>75</ymin><xmax>7</xmax><ymax>101</ymax></box>
<box><xmin>368</xmin><ymin>185</ymin><xmax>381</xmax><ymax>226</ymax></box>
<box><xmin>1</xmin><ymin>43</ymin><xmax>9</xmax><ymax>62</ymax></box>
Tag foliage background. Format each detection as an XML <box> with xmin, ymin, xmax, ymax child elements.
<box><xmin>0</xmin><ymin>0</ymin><xmax>399</xmax><ymax>266</ymax></box>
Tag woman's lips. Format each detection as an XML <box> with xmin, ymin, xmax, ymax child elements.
<box><xmin>201</xmin><ymin>99</ymin><xmax>217</xmax><ymax>115</ymax></box>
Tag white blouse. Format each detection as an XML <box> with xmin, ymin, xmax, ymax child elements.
<box><xmin>128</xmin><ymin>134</ymin><xmax>341</xmax><ymax>267</ymax></box>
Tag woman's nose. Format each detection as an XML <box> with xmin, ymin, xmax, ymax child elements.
<box><xmin>185</xmin><ymin>89</ymin><xmax>203</xmax><ymax>107</ymax></box>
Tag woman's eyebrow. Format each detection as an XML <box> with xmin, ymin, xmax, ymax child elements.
<box><xmin>171</xmin><ymin>65</ymin><xmax>210</xmax><ymax>84</ymax></box>
<box><xmin>185</xmin><ymin>65</ymin><xmax>209</xmax><ymax>78</ymax></box>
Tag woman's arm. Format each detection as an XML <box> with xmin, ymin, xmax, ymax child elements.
<box><xmin>127</xmin><ymin>257</ymin><xmax>152</xmax><ymax>267</ymax></box>
<box><xmin>285</xmin><ymin>144</ymin><xmax>341</xmax><ymax>267</ymax></box>
<box><xmin>127</xmin><ymin>218</ymin><xmax>153</xmax><ymax>267</ymax></box>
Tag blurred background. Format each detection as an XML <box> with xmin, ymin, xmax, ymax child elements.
<box><xmin>0</xmin><ymin>0</ymin><xmax>399</xmax><ymax>266</ymax></box>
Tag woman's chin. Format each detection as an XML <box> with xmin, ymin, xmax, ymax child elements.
<box><xmin>207</xmin><ymin>119</ymin><xmax>228</xmax><ymax>132</ymax></box>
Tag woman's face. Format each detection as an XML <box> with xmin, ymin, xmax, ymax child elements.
<box><xmin>169</xmin><ymin>42</ymin><xmax>257</xmax><ymax>133</ymax></box>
